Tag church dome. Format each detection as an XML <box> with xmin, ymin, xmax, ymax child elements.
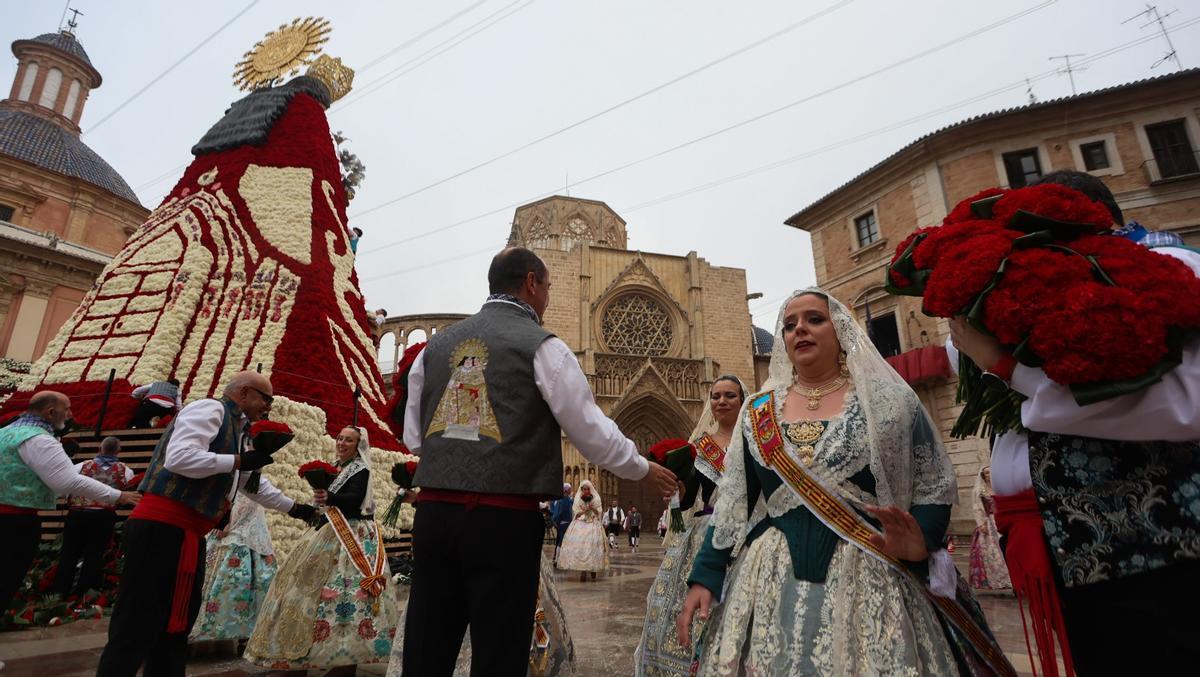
<box><xmin>25</xmin><ymin>31</ymin><xmax>96</xmax><ymax>73</ymax></box>
<box><xmin>0</xmin><ymin>109</ymin><xmax>140</xmax><ymax>205</ymax></box>
<box><xmin>751</xmin><ymin>325</ymin><xmax>775</xmax><ymax>356</ymax></box>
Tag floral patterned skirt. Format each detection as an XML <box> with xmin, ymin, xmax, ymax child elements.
<box><xmin>189</xmin><ymin>543</ymin><xmax>276</xmax><ymax>641</ymax></box>
<box><xmin>244</xmin><ymin>519</ymin><xmax>401</xmax><ymax>669</ymax></box>
<box><xmin>697</xmin><ymin>528</ymin><xmax>958</xmax><ymax>677</ymax></box>
<box><xmin>970</xmin><ymin>522</ymin><xmax>1012</xmax><ymax>590</ymax></box>
<box><xmin>556</xmin><ymin>520</ymin><xmax>608</xmax><ymax>573</ymax></box>
<box><xmin>635</xmin><ymin>514</ymin><xmax>712</xmax><ymax>676</ymax></box>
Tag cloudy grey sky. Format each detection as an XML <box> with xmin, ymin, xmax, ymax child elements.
<box><xmin>5</xmin><ymin>0</ymin><xmax>1196</xmax><ymax>330</ymax></box>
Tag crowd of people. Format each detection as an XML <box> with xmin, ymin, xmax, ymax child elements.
<box><xmin>0</xmin><ymin>171</ymin><xmax>1197</xmax><ymax>676</ymax></box>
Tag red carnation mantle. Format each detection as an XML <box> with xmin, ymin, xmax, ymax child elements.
<box><xmin>886</xmin><ymin>183</ymin><xmax>1200</xmax><ymax>437</ymax></box>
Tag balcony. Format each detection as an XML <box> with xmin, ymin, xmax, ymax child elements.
<box><xmin>1142</xmin><ymin>149</ymin><xmax>1200</xmax><ymax>186</ymax></box>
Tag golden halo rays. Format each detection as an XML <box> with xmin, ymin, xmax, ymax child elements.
<box><xmin>233</xmin><ymin>17</ymin><xmax>331</xmax><ymax>91</ymax></box>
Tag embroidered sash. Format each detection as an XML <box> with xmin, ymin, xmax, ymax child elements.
<box><xmin>325</xmin><ymin>507</ymin><xmax>387</xmax><ymax>597</ymax></box>
<box><xmin>693</xmin><ymin>433</ymin><xmax>726</xmax><ymax>482</ymax></box>
<box><xmin>748</xmin><ymin>393</ymin><xmax>1016</xmax><ymax>677</ymax></box>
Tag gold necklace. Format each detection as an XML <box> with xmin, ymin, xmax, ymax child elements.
<box><xmin>784</xmin><ymin>420</ymin><xmax>826</xmax><ymax>466</ymax></box>
<box><xmin>791</xmin><ymin>375</ymin><xmax>847</xmax><ymax>411</ymax></box>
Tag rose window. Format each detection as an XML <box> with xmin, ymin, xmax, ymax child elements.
<box><xmin>601</xmin><ymin>293</ymin><xmax>673</xmax><ymax>355</ymax></box>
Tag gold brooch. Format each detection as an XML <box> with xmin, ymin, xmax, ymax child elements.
<box><xmin>785</xmin><ymin>420</ymin><xmax>825</xmax><ymax>466</ymax></box>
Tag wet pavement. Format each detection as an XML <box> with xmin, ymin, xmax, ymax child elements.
<box><xmin>0</xmin><ymin>539</ymin><xmax>1040</xmax><ymax>675</ymax></box>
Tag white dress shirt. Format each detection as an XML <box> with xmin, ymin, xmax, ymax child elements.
<box><xmin>403</xmin><ymin>304</ymin><xmax>649</xmax><ymax>481</ymax></box>
<box><xmin>18</xmin><ymin>434</ymin><xmax>120</xmax><ymax>505</ymax></box>
<box><xmin>163</xmin><ymin>399</ymin><xmax>294</xmax><ymax>512</ymax></box>
<box><xmin>946</xmin><ymin>243</ymin><xmax>1200</xmax><ymax>496</ymax></box>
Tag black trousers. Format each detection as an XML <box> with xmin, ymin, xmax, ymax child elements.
<box><xmin>628</xmin><ymin>525</ymin><xmax>641</xmax><ymax>545</ymax></box>
<box><xmin>128</xmin><ymin>400</ymin><xmax>168</xmax><ymax>428</ymax></box>
<box><xmin>1060</xmin><ymin>558</ymin><xmax>1200</xmax><ymax>675</ymax></box>
<box><xmin>0</xmin><ymin>513</ymin><xmax>41</xmax><ymax>614</ymax></box>
<box><xmin>402</xmin><ymin>501</ymin><xmax>544</xmax><ymax>677</ymax></box>
<box><xmin>51</xmin><ymin>509</ymin><xmax>116</xmax><ymax>595</ymax></box>
<box><xmin>96</xmin><ymin>518</ymin><xmax>206</xmax><ymax>677</ymax></box>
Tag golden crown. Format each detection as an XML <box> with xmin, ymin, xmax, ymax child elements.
<box><xmin>305</xmin><ymin>54</ymin><xmax>355</xmax><ymax>103</ymax></box>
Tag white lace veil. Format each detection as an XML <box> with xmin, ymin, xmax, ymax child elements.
<box><xmin>572</xmin><ymin>479</ymin><xmax>602</xmax><ymax>516</ymax></box>
<box><xmin>328</xmin><ymin>425</ymin><xmax>376</xmax><ymax>516</ymax></box>
<box><xmin>710</xmin><ymin>287</ymin><xmax>956</xmax><ymax>553</ymax></box>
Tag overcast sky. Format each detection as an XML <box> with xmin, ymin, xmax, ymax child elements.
<box><xmin>5</xmin><ymin>0</ymin><xmax>1196</xmax><ymax>330</ymax></box>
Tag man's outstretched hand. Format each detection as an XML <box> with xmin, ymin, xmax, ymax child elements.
<box><xmin>288</xmin><ymin>503</ymin><xmax>317</xmax><ymax>522</ymax></box>
<box><xmin>643</xmin><ymin>461</ymin><xmax>678</xmax><ymax>502</ymax></box>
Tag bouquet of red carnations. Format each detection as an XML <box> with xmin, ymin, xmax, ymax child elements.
<box><xmin>298</xmin><ymin>459</ymin><xmax>339</xmax><ymax>491</ymax></box>
<box><xmin>646</xmin><ymin>438</ymin><xmax>696</xmax><ymax>532</ymax></box>
<box><xmin>381</xmin><ymin>452</ymin><xmax>418</xmax><ymax>529</ymax></box>
<box><xmin>887</xmin><ymin>184</ymin><xmax>1200</xmax><ymax>437</ymax></box>
<box><xmin>249</xmin><ymin>420</ymin><xmax>294</xmax><ymax>455</ymax></box>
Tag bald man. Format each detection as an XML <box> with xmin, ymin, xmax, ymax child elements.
<box><xmin>97</xmin><ymin>372</ymin><xmax>315</xmax><ymax>677</ymax></box>
<box><xmin>0</xmin><ymin>392</ymin><xmax>140</xmax><ymax>614</ymax></box>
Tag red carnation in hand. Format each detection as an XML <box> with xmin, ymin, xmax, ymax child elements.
<box><xmin>646</xmin><ymin>438</ymin><xmax>696</xmax><ymax>483</ymax></box>
<box><xmin>298</xmin><ymin>460</ymin><xmax>339</xmax><ymax>490</ymax></box>
<box><xmin>250</xmin><ymin>420</ymin><xmax>294</xmax><ymax>455</ymax></box>
<box><xmin>921</xmin><ymin>230</ymin><xmax>1018</xmax><ymax>317</ymax></box>
<box><xmin>405</xmin><ymin>460</ymin><xmax>418</xmax><ymax>475</ymax></box>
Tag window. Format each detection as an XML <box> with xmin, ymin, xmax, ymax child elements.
<box><xmin>17</xmin><ymin>63</ymin><xmax>37</xmax><ymax>101</ymax></box>
<box><xmin>1080</xmin><ymin>141</ymin><xmax>1110</xmax><ymax>171</ymax></box>
<box><xmin>63</xmin><ymin>80</ymin><xmax>82</xmax><ymax>119</ymax></box>
<box><xmin>854</xmin><ymin>211</ymin><xmax>879</xmax><ymax>247</ymax></box>
<box><xmin>1002</xmin><ymin>148</ymin><xmax>1043</xmax><ymax>187</ymax></box>
<box><xmin>0</xmin><ymin>204</ymin><xmax>14</xmax><ymax>222</ymax></box>
<box><xmin>1146</xmin><ymin>119</ymin><xmax>1199</xmax><ymax>179</ymax></box>
<box><xmin>867</xmin><ymin>312</ymin><xmax>902</xmax><ymax>358</ymax></box>
<box><xmin>38</xmin><ymin>67</ymin><xmax>62</xmax><ymax>110</ymax></box>
<box><xmin>601</xmin><ymin>293</ymin><xmax>673</xmax><ymax>356</ymax></box>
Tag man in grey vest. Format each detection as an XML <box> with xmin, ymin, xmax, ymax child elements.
<box><xmin>402</xmin><ymin>247</ymin><xmax>677</xmax><ymax>676</ymax></box>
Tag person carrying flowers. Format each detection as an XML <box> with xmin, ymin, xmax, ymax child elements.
<box><xmin>96</xmin><ymin>372</ymin><xmax>315</xmax><ymax>676</ymax></box>
<box><xmin>890</xmin><ymin>170</ymin><xmax>1200</xmax><ymax>676</ymax></box>
<box><xmin>245</xmin><ymin>425</ymin><xmax>401</xmax><ymax>673</ymax></box>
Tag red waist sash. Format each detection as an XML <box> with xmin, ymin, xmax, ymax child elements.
<box><xmin>129</xmin><ymin>494</ymin><xmax>219</xmax><ymax>633</ymax></box>
<box><xmin>0</xmin><ymin>504</ymin><xmax>39</xmax><ymax>515</ymax></box>
<box><xmin>993</xmin><ymin>490</ymin><xmax>1075</xmax><ymax>677</ymax></box>
<box><xmin>417</xmin><ymin>488</ymin><xmax>540</xmax><ymax>512</ymax></box>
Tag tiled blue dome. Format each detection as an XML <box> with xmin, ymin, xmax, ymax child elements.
<box><xmin>751</xmin><ymin>325</ymin><xmax>775</xmax><ymax>355</ymax></box>
<box><xmin>28</xmin><ymin>31</ymin><xmax>93</xmax><ymax>69</ymax></box>
<box><xmin>0</xmin><ymin>109</ymin><xmax>140</xmax><ymax>205</ymax></box>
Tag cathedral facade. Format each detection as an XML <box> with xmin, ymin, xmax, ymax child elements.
<box><xmin>506</xmin><ymin>196</ymin><xmax>755</xmax><ymax>519</ymax></box>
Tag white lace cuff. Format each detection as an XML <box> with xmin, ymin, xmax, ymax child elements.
<box><xmin>927</xmin><ymin>549</ymin><xmax>956</xmax><ymax>598</ymax></box>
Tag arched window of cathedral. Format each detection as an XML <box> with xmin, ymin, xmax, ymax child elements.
<box><xmin>39</xmin><ymin>67</ymin><xmax>63</xmax><ymax>110</ymax></box>
<box><xmin>527</xmin><ymin>218</ymin><xmax>552</xmax><ymax>249</ymax></box>
<box><xmin>601</xmin><ymin>293</ymin><xmax>673</xmax><ymax>356</ymax></box>
<box><xmin>17</xmin><ymin>63</ymin><xmax>38</xmax><ymax>101</ymax></box>
<box><xmin>560</xmin><ymin>216</ymin><xmax>591</xmax><ymax>251</ymax></box>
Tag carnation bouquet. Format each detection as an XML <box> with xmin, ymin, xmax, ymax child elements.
<box><xmin>248</xmin><ymin>420</ymin><xmax>294</xmax><ymax>455</ymax></box>
<box><xmin>646</xmin><ymin>438</ymin><xmax>696</xmax><ymax>532</ymax></box>
<box><xmin>887</xmin><ymin>184</ymin><xmax>1200</xmax><ymax>437</ymax></box>
<box><xmin>297</xmin><ymin>459</ymin><xmax>340</xmax><ymax>491</ymax></box>
<box><xmin>381</xmin><ymin>453</ymin><xmax>418</xmax><ymax>529</ymax></box>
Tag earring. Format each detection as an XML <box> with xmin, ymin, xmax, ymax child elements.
<box><xmin>839</xmin><ymin>351</ymin><xmax>849</xmax><ymax>377</ymax></box>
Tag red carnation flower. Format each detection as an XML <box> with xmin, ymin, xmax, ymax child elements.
<box><xmin>991</xmin><ymin>184</ymin><xmax>1114</xmax><ymax>232</ymax></box>
<box><xmin>921</xmin><ymin>230</ymin><xmax>1018</xmax><ymax>317</ymax></box>
<box><xmin>645</xmin><ymin>438</ymin><xmax>696</xmax><ymax>483</ymax></box>
<box><xmin>944</xmin><ymin>187</ymin><xmax>1007</xmax><ymax>224</ymax></box>
<box><xmin>298</xmin><ymin>460</ymin><xmax>339</xmax><ymax>490</ymax></box>
<box><xmin>405</xmin><ymin>460</ymin><xmax>418</xmax><ymax>475</ymax></box>
<box><xmin>911</xmin><ymin>220</ymin><xmax>1008</xmax><ymax>270</ymax></box>
<box><xmin>250</xmin><ymin>420</ymin><xmax>292</xmax><ymax>435</ymax></box>
<box><xmin>297</xmin><ymin>460</ymin><xmax>339</xmax><ymax>477</ymax></box>
<box><xmin>250</xmin><ymin>420</ymin><xmax>294</xmax><ymax>455</ymax></box>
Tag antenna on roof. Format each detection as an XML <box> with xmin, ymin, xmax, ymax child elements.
<box><xmin>1049</xmin><ymin>54</ymin><xmax>1086</xmax><ymax>95</ymax></box>
<box><xmin>565</xmin><ymin>170</ymin><xmax>570</xmax><ymax>197</ymax></box>
<box><xmin>1025</xmin><ymin>77</ymin><xmax>1038</xmax><ymax>104</ymax></box>
<box><xmin>62</xmin><ymin>6</ymin><xmax>84</xmax><ymax>34</ymax></box>
<box><xmin>1122</xmin><ymin>4</ymin><xmax>1183</xmax><ymax>71</ymax></box>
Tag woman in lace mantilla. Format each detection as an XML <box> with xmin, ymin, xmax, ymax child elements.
<box><xmin>245</xmin><ymin>426</ymin><xmax>400</xmax><ymax>671</ymax></box>
<box><xmin>635</xmin><ymin>375</ymin><xmax>745</xmax><ymax>676</ymax></box>
<box><xmin>676</xmin><ymin>289</ymin><xmax>975</xmax><ymax>676</ymax></box>
<box><xmin>556</xmin><ymin>480</ymin><xmax>609</xmax><ymax>581</ymax></box>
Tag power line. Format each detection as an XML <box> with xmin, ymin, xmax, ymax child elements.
<box><xmin>85</xmin><ymin>0</ymin><xmax>263</xmax><ymax>135</ymax></box>
<box><xmin>355</xmin><ymin>0</ymin><xmax>1058</xmax><ymax>256</ymax></box>
<box><xmin>332</xmin><ymin>0</ymin><xmax>534</xmax><ymax>112</ymax></box>
<box><xmin>347</xmin><ymin>0</ymin><xmax>856</xmax><ymax>218</ymax></box>
<box><xmin>357</xmin><ymin>14</ymin><xmax>1200</xmax><ymax>285</ymax></box>
<box><xmin>358</xmin><ymin>0</ymin><xmax>492</xmax><ymax>71</ymax></box>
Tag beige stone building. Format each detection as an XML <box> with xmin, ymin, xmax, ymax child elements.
<box><xmin>379</xmin><ymin>196</ymin><xmax>758</xmax><ymax>518</ymax></box>
<box><xmin>0</xmin><ymin>28</ymin><xmax>147</xmax><ymax>364</ymax></box>
<box><xmin>783</xmin><ymin>68</ymin><xmax>1200</xmax><ymax>534</ymax></box>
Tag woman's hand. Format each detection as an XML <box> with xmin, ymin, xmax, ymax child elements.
<box><xmin>313</xmin><ymin>489</ymin><xmax>328</xmax><ymax>505</ymax></box>
<box><xmin>677</xmin><ymin>584</ymin><xmax>714</xmax><ymax>648</ymax></box>
<box><xmin>865</xmin><ymin>505</ymin><xmax>929</xmax><ymax>562</ymax></box>
<box><xmin>948</xmin><ymin>316</ymin><xmax>1005</xmax><ymax>371</ymax></box>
